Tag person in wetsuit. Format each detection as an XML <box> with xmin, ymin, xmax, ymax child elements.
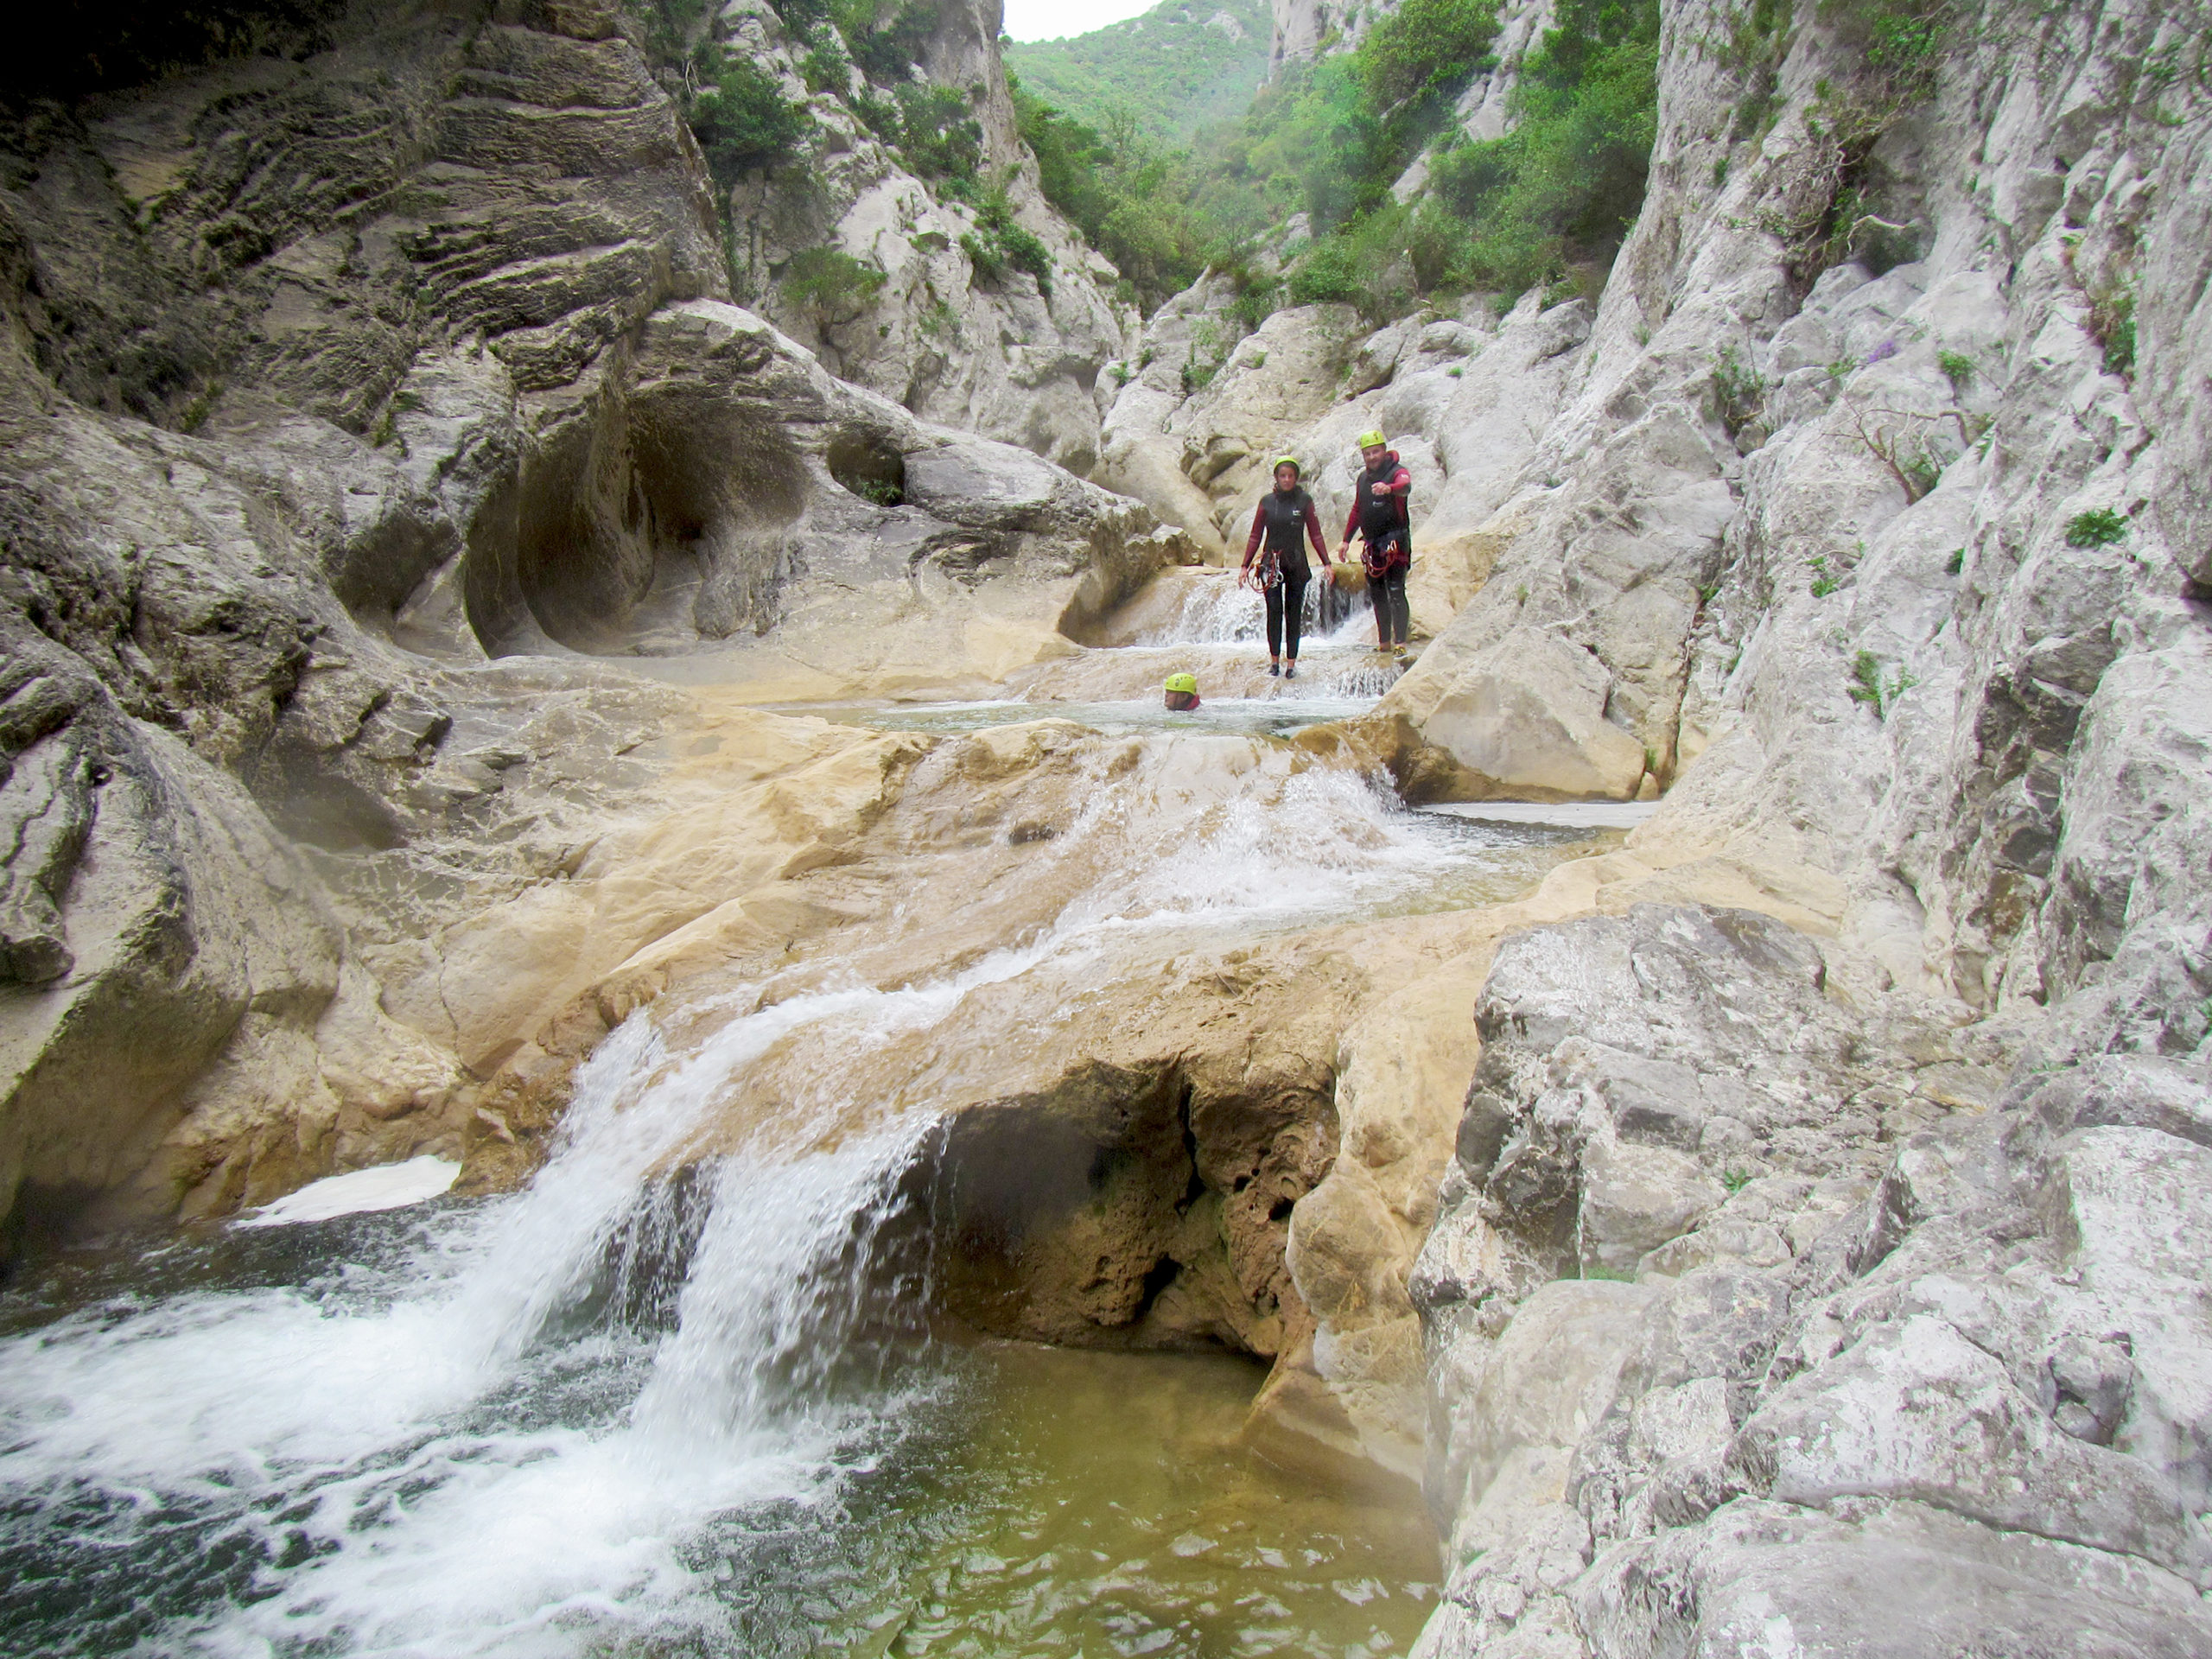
<box><xmin>1164</xmin><ymin>671</ymin><xmax>1202</xmax><ymax>712</ymax></box>
<box><xmin>1336</xmin><ymin>431</ymin><xmax>1413</xmax><ymax>660</ymax></box>
<box><xmin>1238</xmin><ymin>456</ymin><xmax>1335</xmax><ymax>679</ymax></box>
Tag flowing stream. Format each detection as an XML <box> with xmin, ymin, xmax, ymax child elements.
<box><xmin>0</xmin><ymin>635</ymin><xmax>1621</xmax><ymax>1659</ymax></box>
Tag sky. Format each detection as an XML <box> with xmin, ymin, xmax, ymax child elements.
<box><xmin>1001</xmin><ymin>0</ymin><xmax>1163</xmax><ymax>43</ymax></box>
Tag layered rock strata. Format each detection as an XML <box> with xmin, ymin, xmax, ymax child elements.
<box><xmin>0</xmin><ymin>0</ymin><xmax>1181</xmax><ymax>1245</ymax></box>
<box><xmin>716</xmin><ymin>0</ymin><xmax>1135</xmax><ymax>472</ymax></box>
<box><xmin>1394</xmin><ymin>0</ymin><xmax>2212</xmax><ymax>1651</ymax></box>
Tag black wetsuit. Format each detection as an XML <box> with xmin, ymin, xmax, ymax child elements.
<box><xmin>1246</xmin><ymin>487</ymin><xmax>1326</xmax><ymax>661</ymax></box>
<box><xmin>1350</xmin><ymin>455</ymin><xmax>1413</xmax><ymax>648</ymax></box>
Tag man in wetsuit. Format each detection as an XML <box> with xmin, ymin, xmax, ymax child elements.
<box><xmin>1238</xmin><ymin>456</ymin><xmax>1335</xmax><ymax>679</ymax></box>
<box><xmin>1336</xmin><ymin>430</ymin><xmax>1412</xmax><ymax>660</ymax></box>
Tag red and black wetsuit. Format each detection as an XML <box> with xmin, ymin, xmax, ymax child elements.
<box><xmin>1243</xmin><ymin>486</ymin><xmax>1332</xmax><ymax>660</ymax></box>
<box><xmin>1344</xmin><ymin>451</ymin><xmax>1413</xmax><ymax>647</ymax></box>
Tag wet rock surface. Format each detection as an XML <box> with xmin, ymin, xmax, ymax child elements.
<box><xmin>0</xmin><ymin>0</ymin><xmax>1185</xmax><ymax>1243</ymax></box>
<box><xmin>3</xmin><ymin>2</ymin><xmax>2211</xmax><ymax>1653</ymax></box>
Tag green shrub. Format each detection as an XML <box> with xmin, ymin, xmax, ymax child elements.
<box><xmin>766</xmin><ymin>0</ymin><xmax>830</xmax><ymax>30</ymax></box>
<box><xmin>1012</xmin><ymin>77</ymin><xmax>1217</xmax><ymax>306</ymax></box>
<box><xmin>1816</xmin><ymin>0</ymin><xmax>1954</xmax><ymax>103</ymax></box>
<box><xmin>963</xmin><ymin>189</ymin><xmax>1053</xmax><ymax>297</ymax></box>
<box><xmin>1847</xmin><ymin>648</ymin><xmax>1919</xmax><ymax>716</ymax></box>
<box><xmin>800</xmin><ymin>35</ymin><xmax>849</xmax><ymax>94</ymax></box>
<box><xmin>1713</xmin><ymin>345</ymin><xmax>1765</xmax><ymax>435</ymax></box>
<box><xmin>1937</xmin><ymin>347</ymin><xmax>1974</xmax><ymax>385</ymax></box>
<box><xmin>1287</xmin><ymin>237</ymin><xmax>1363</xmax><ymax>305</ymax></box>
<box><xmin>1414</xmin><ymin>0</ymin><xmax>1661</xmax><ymax>299</ymax></box>
<box><xmin>1225</xmin><ymin>267</ymin><xmax>1281</xmax><ymax>331</ymax></box>
<box><xmin>1808</xmin><ymin>555</ymin><xmax>1840</xmax><ymax>598</ymax></box>
<box><xmin>837</xmin><ymin>0</ymin><xmax>934</xmax><ymax>81</ymax></box>
<box><xmin>2064</xmin><ymin>507</ymin><xmax>2128</xmax><ymax>548</ymax></box>
<box><xmin>782</xmin><ymin>246</ymin><xmax>886</xmax><ymax>318</ymax></box>
<box><xmin>689</xmin><ymin>50</ymin><xmax>815</xmax><ymax>184</ymax></box>
<box><xmin>2092</xmin><ymin>286</ymin><xmax>2136</xmax><ymax>376</ymax></box>
<box><xmin>895</xmin><ymin>83</ymin><xmax>984</xmax><ymax>188</ymax></box>
<box><xmin>1359</xmin><ymin>0</ymin><xmax>1502</xmax><ymax>111</ymax></box>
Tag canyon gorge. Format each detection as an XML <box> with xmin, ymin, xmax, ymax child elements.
<box><xmin>2</xmin><ymin>0</ymin><xmax>2210</xmax><ymax>1654</ymax></box>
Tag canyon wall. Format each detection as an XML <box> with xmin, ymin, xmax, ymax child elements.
<box><xmin>715</xmin><ymin>0</ymin><xmax>1136</xmax><ymax>472</ymax></box>
<box><xmin>0</xmin><ymin>0</ymin><xmax>1179</xmax><ymax>1248</ymax></box>
<box><xmin>1382</xmin><ymin>0</ymin><xmax>2212</xmax><ymax>1652</ymax></box>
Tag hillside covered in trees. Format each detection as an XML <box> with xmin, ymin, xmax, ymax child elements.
<box><xmin>1002</xmin><ymin>0</ymin><xmax>1271</xmax><ymax>141</ymax></box>
<box><xmin>1014</xmin><ymin>0</ymin><xmax>1668</xmax><ymax>316</ymax></box>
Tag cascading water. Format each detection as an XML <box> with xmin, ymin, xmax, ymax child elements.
<box><xmin>0</xmin><ymin>727</ymin><xmax>1609</xmax><ymax>1658</ymax></box>
<box><xmin>1135</xmin><ymin>574</ymin><xmax>1373</xmax><ymax>654</ymax></box>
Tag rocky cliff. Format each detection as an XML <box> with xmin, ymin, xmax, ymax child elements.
<box><xmin>7</xmin><ymin>0</ymin><xmax>2212</xmax><ymax>1649</ymax></box>
<box><xmin>0</xmin><ymin>0</ymin><xmax>1179</xmax><ymax>1249</ymax></box>
<box><xmin>1368</xmin><ymin>0</ymin><xmax>2212</xmax><ymax>1651</ymax></box>
<box><xmin>712</xmin><ymin>0</ymin><xmax>1137</xmax><ymax>473</ymax></box>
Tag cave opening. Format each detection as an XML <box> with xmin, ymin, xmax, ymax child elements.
<box><xmin>827</xmin><ymin>430</ymin><xmax>906</xmax><ymax>508</ymax></box>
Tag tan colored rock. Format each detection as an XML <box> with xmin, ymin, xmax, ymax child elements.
<box><xmin>1395</xmin><ymin>626</ymin><xmax>1654</xmax><ymax>800</ymax></box>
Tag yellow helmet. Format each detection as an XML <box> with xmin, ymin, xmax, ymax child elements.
<box><xmin>1356</xmin><ymin>429</ymin><xmax>1387</xmax><ymax>450</ymax></box>
<box><xmin>1164</xmin><ymin>672</ymin><xmax>1198</xmax><ymax>694</ymax></box>
<box><xmin>1272</xmin><ymin>455</ymin><xmax>1301</xmax><ymax>476</ymax></box>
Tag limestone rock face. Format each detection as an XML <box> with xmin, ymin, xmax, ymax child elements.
<box><xmin>715</xmin><ymin>0</ymin><xmax>1136</xmax><ymax>474</ymax></box>
<box><xmin>1412</xmin><ymin>904</ymin><xmax>2212</xmax><ymax>1656</ymax></box>
<box><xmin>1369</xmin><ymin>5</ymin><xmax>2212</xmax><ymax>1641</ymax></box>
<box><xmin>0</xmin><ymin>0</ymin><xmax>1182</xmax><ymax>1243</ymax></box>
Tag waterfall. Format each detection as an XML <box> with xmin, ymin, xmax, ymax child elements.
<box><xmin>0</xmin><ymin>732</ymin><xmax>1551</xmax><ymax>1657</ymax></box>
<box><xmin>0</xmin><ymin>974</ymin><xmax>982</xmax><ymax>1657</ymax></box>
<box><xmin>1135</xmin><ymin>574</ymin><xmax>1372</xmax><ymax>648</ymax></box>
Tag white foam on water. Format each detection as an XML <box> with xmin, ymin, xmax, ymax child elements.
<box><xmin>235</xmin><ymin>1155</ymin><xmax>461</xmax><ymax>1227</ymax></box>
<box><xmin>0</xmin><ymin>728</ymin><xmax>1557</xmax><ymax>1657</ymax></box>
<box><xmin>1135</xmin><ymin>574</ymin><xmax>1374</xmax><ymax>650</ymax></box>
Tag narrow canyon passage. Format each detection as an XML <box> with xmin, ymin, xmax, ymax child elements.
<box><xmin>0</xmin><ymin>597</ymin><xmax>1603</xmax><ymax>1658</ymax></box>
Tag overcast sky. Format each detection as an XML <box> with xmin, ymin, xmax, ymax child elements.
<box><xmin>1001</xmin><ymin>0</ymin><xmax>1163</xmax><ymax>42</ymax></box>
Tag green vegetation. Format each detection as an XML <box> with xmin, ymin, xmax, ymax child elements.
<box><xmin>2065</xmin><ymin>507</ymin><xmax>2129</xmax><ymax>549</ymax></box>
<box><xmin>1937</xmin><ymin>348</ymin><xmax>1974</xmax><ymax>386</ymax></box>
<box><xmin>1721</xmin><ymin>1168</ymin><xmax>1756</xmax><ymax>1195</ymax></box>
<box><xmin>690</xmin><ymin>49</ymin><xmax>817</xmax><ymax>184</ymax></box>
<box><xmin>1287</xmin><ymin>238</ymin><xmax>1363</xmax><ymax>306</ymax></box>
<box><xmin>1847</xmin><ymin>648</ymin><xmax>1918</xmax><ymax>717</ymax></box>
<box><xmin>1758</xmin><ymin>0</ymin><xmax>1959</xmax><ymax>285</ymax></box>
<box><xmin>1013</xmin><ymin>0</ymin><xmax>1660</xmax><ymax>319</ymax></box>
<box><xmin>1003</xmin><ymin>0</ymin><xmax>1273</xmax><ymax>142</ymax></box>
<box><xmin>1419</xmin><ymin>0</ymin><xmax>1660</xmax><ymax>296</ymax></box>
<box><xmin>874</xmin><ymin>82</ymin><xmax>986</xmax><ymax>188</ymax></box>
<box><xmin>1011</xmin><ymin>81</ymin><xmax>1221</xmax><ymax>304</ymax></box>
<box><xmin>1808</xmin><ymin>555</ymin><xmax>1841</xmax><ymax>598</ymax></box>
<box><xmin>963</xmin><ymin>189</ymin><xmax>1054</xmax><ymax>296</ymax></box>
<box><xmin>782</xmin><ymin>247</ymin><xmax>887</xmax><ymax>319</ymax></box>
<box><xmin>2092</xmin><ymin>285</ymin><xmax>2137</xmax><ymax>376</ymax></box>
<box><xmin>1713</xmin><ymin>346</ymin><xmax>1766</xmax><ymax>436</ymax></box>
<box><xmin>1361</xmin><ymin>0</ymin><xmax>1505</xmax><ymax>109</ymax></box>
<box><xmin>622</xmin><ymin>0</ymin><xmax>816</xmax><ymax>184</ymax></box>
<box><xmin>1945</xmin><ymin>547</ymin><xmax>1965</xmax><ymax>575</ymax></box>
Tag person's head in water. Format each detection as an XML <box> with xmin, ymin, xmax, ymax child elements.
<box><xmin>1357</xmin><ymin>429</ymin><xmax>1389</xmax><ymax>471</ymax></box>
<box><xmin>1164</xmin><ymin>671</ymin><xmax>1201</xmax><ymax>713</ymax></box>
<box><xmin>1273</xmin><ymin>456</ymin><xmax>1302</xmax><ymax>493</ymax></box>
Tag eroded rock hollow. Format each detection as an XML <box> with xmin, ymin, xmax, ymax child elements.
<box><xmin>3</xmin><ymin>0</ymin><xmax>2211</xmax><ymax>1654</ymax></box>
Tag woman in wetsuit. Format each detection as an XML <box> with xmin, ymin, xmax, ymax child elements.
<box><xmin>1337</xmin><ymin>430</ymin><xmax>1413</xmax><ymax>660</ymax></box>
<box><xmin>1238</xmin><ymin>457</ymin><xmax>1336</xmax><ymax>679</ymax></box>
